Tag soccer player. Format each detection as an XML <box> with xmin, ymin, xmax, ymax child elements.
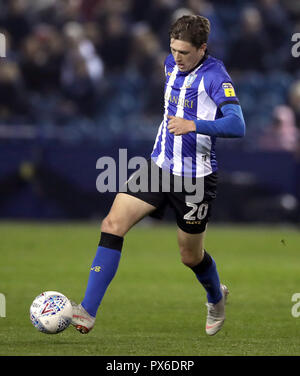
<box><xmin>71</xmin><ymin>15</ymin><xmax>245</xmax><ymax>336</ymax></box>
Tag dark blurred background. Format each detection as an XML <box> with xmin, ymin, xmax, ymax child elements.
<box><xmin>0</xmin><ymin>0</ymin><xmax>299</xmax><ymax>224</ymax></box>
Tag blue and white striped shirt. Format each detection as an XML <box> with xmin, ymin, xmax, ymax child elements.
<box><xmin>151</xmin><ymin>53</ymin><xmax>239</xmax><ymax>178</ymax></box>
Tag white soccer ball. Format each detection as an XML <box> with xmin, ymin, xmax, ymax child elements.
<box><xmin>30</xmin><ymin>291</ymin><xmax>73</xmax><ymax>334</ymax></box>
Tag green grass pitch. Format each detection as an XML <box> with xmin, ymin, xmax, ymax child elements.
<box><xmin>0</xmin><ymin>221</ymin><xmax>300</xmax><ymax>356</ymax></box>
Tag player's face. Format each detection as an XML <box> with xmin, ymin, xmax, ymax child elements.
<box><xmin>170</xmin><ymin>39</ymin><xmax>206</xmax><ymax>72</ymax></box>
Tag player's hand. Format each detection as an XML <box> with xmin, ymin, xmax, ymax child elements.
<box><xmin>167</xmin><ymin>116</ymin><xmax>196</xmax><ymax>136</ymax></box>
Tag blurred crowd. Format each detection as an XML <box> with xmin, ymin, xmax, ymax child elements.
<box><xmin>0</xmin><ymin>0</ymin><xmax>300</xmax><ymax>150</ymax></box>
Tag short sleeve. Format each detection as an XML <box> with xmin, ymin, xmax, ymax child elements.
<box><xmin>205</xmin><ymin>62</ymin><xmax>239</xmax><ymax>108</ymax></box>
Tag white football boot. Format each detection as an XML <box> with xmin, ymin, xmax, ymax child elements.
<box><xmin>205</xmin><ymin>284</ymin><xmax>229</xmax><ymax>336</ymax></box>
<box><xmin>71</xmin><ymin>302</ymin><xmax>95</xmax><ymax>334</ymax></box>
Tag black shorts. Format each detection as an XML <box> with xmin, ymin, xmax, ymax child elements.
<box><xmin>121</xmin><ymin>159</ymin><xmax>217</xmax><ymax>234</ymax></box>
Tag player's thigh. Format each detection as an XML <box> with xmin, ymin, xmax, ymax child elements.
<box><xmin>177</xmin><ymin>227</ymin><xmax>206</xmax><ymax>267</ymax></box>
<box><xmin>101</xmin><ymin>193</ymin><xmax>156</xmax><ymax>237</ymax></box>
<box><xmin>168</xmin><ymin>173</ymin><xmax>216</xmax><ymax>236</ymax></box>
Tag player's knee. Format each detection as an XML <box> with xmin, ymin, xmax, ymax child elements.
<box><xmin>180</xmin><ymin>246</ymin><xmax>203</xmax><ymax>268</ymax></box>
<box><xmin>101</xmin><ymin>215</ymin><xmax>125</xmax><ymax>237</ymax></box>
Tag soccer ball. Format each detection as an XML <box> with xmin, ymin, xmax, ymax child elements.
<box><xmin>30</xmin><ymin>291</ymin><xmax>73</xmax><ymax>334</ymax></box>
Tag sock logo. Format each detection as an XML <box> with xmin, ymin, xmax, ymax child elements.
<box><xmin>91</xmin><ymin>266</ymin><xmax>102</xmax><ymax>272</ymax></box>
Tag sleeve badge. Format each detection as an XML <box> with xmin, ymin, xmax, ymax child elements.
<box><xmin>222</xmin><ymin>82</ymin><xmax>236</xmax><ymax>97</ymax></box>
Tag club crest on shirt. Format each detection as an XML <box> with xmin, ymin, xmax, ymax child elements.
<box><xmin>185</xmin><ymin>73</ymin><xmax>197</xmax><ymax>88</ymax></box>
<box><xmin>222</xmin><ymin>82</ymin><xmax>236</xmax><ymax>97</ymax></box>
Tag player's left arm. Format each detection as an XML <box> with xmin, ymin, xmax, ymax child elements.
<box><xmin>167</xmin><ymin>103</ymin><xmax>246</xmax><ymax>137</ymax></box>
<box><xmin>194</xmin><ymin>103</ymin><xmax>246</xmax><ymax>137</ymax></box>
